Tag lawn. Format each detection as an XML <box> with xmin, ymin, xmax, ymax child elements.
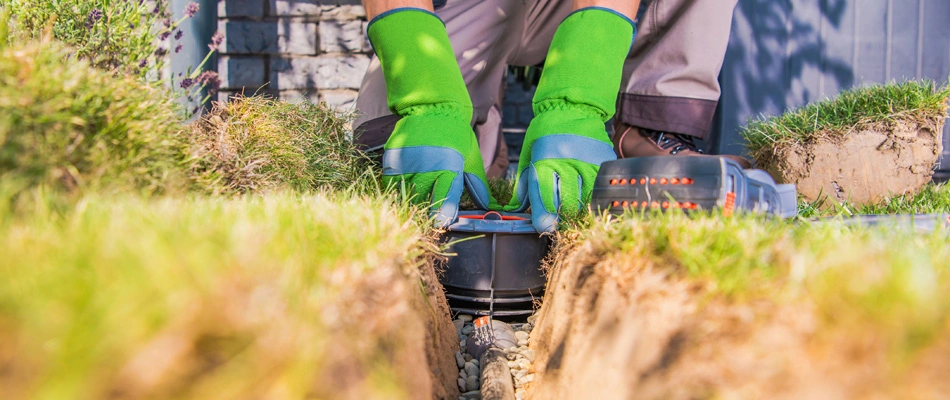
<box><xmin>0</xmin><ymin>192</ymin><xmax>453</xmax><ymax>399</ymax></box>
<box><xmin>1</xmin><ymin>2</ymin><xmax>949</xmax><ymax>398</ymax></box>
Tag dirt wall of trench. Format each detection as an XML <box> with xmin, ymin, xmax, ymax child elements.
<box><xmin>524</xmin><ymin>236</ymin><xmax>950</xmax><ymax>400</ymax></box>
<box><xmin>305</xmin><ymin>257</ymin><xmax>460</xmax><ymax>400</ymax></box>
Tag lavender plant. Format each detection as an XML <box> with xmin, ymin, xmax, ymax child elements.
<box><xmin>2</xmin><ymin>0</ymin><xmax>213</xmax><ymax>80</ymax></box>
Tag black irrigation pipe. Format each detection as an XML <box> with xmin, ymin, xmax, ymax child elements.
<box><xmin>480</xmin><ymin>347</ymin><xmax>516</xmax><ymax>400</ymax></box>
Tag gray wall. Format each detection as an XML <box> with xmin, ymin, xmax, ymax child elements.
<box><xmin>216</xmin><ymin>0</ymin><xmax>369</xmax><ymax>110</ymax></box>
<box><xmin>713</xmin><ymin>0</ymin><xmax>950</xmax><ymax>177</ymax></box>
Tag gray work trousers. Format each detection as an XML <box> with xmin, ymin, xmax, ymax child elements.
<box><xmin>354</xmin><ymin>0</ymin><xmax>738</xmax><ymax>178</ymax></box>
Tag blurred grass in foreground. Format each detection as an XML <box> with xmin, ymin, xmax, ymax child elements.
<box><xmin>0</xmin><ymin>193</ymin><xmax>431</xmax><ymax>399</ymax></box>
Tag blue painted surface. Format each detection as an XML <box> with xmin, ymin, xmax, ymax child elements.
<box><xmin>714</xmin><ymin>0</ymin><xmax>950</xmax><ymax>175</ymax></box>
<box><xmin>169</xmin><ymin>0</ymin><xmax>217</xmax><ymax>117</ymax></box>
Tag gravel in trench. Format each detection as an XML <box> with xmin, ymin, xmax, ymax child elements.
<box><xmin>454</xmin><ymin>314</ymin><xmax>538</xmax><ymax>400</ymax></box>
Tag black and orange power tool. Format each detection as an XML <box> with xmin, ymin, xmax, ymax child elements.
<box><xmin>591</xmin><ymin>156</ymin><xmax>797</xmax><ymax>218</ymax></box>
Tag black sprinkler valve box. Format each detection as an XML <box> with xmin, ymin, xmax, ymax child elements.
<box><xmin>438</xmin><ymin>211</ymin><xmax>549</xmax><ymax>319</ymax></box>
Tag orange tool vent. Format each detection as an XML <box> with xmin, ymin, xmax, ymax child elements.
<box><xmin>723</xmin><ymin>192</ymin><xmax>737</xmax><ymax>216</ymax></box>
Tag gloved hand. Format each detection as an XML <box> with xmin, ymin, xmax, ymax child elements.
<box><xmin>368</xmin><ymin>8</ymin><xmax>499</xmax><ymax>227</ymax></box>
<box><xmin>506</xmin><ymin>8</ymin><xmax>636</xmax><ymax>232</ymax></box>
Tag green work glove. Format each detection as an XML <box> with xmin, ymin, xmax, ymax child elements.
<box><xmin>368</xmin><ymin>8</ymin><xmax>499</xmax><ymax>227</ymax></box>
<box><xmin>507</xmin><ymin>8</ymin><xmax>636</xmax><ymax>232</ymax></box>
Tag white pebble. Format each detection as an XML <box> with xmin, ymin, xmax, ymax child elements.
<box><xmin>459</xmin><ymin>314</ymin><xmax>473</xmax><ymax>322</ymax></box>
<box><xmin>463</xmin><ymin>353</ymin><xmax>473</xmax><ymax>362</ymax></box>
<box><xmin>514</xmin><ymin>331</ymin><xmax>529</xmax><ymax>341</ymax></box>
<box><xmin>523</xmin><ymin>349</ymin><xmax>535</xmax><ymax>361</ymax></box>
<box><xmin>461</xmin><ymin>325</ymin><xmax>475</xmax><ymax>335</ymax></box>
<box><xmin>517</xmin><ymin>339</ymin><xmax>528</xmax><ymax>347</ymax></box>
<box><xmin>453</xmin><ymin>319</ymin><xmax>464</xmax><ymax>332</ymax></box>
<box><xmin>522</xmin><ymin>374</ymin><xmax>535</xmax><ymax>383</ymax></box>
<box><xmin>526</xmin><ymin>314</ymin><xmax>538</xmax><ymax>323</ymax></box>
<box><xmin>508</xmin><ymin>360</ymin><xmax>519</xmax><ymax>369</ymax></box>
<box><xmin>460</xmin><ymin>339</ymin><xmax>466</xmax><ymax>349</ymax></box>
<box><xmin>456</xmin><ymin>352</ymin><xmax>465</xmax><ymax>368</ymax></box>
<box><xmin>458</xmin><ymin>378</ymin><xmax>466</xmax><ymax>392</ymax></box>
<box><xmin>460</xmin><ymin>369</ymin><xmax>467</xmax><ymax>380</ymax></box>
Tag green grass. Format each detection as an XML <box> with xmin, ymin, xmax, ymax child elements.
<box><xmin>459</xmin><ymin>178</ymin><xmax>516</xmax><ymax>210</ymax></box>
<box><xmin>187</xmin><ymin>96</ymin><xmax>374</xmax><ymax>195</ymax></box>
<box><xmin>0</xmin><ymin>31</ymin><xmax>371</xmax><ymax>206</ymax></box>
<box><xmin>2</xmin><ymin>9</ymin><xmax>948</xmax><ymax>396</ymax></box>
<box><xmin>579</xmin><ymin>209</ymin><xmax>950</xmax><ymax>359</ymax></box>
<box><xmin>0</xmin><ymin>33</ymin><xmax>190</xmax><ymax>199</ymax></box>
<box><xmin>799</xmin><ymin>182</ymin><xmax>950</xmax><ymax>218</ymax></box>
<box><xmin>0</xmin><ymin>192</ymin><xmax>430</xmax><ymax>399</ymax></box>
<box><xmin>742</xmin><ymin>80</ymin><xmax>950</xmax><ymax>160</ymax></box>
<box><xmin>3</xmin><ymin>0</ymin><xmax>170</xmax><ymax>75</ymax></box>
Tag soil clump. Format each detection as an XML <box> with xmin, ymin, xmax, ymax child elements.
<box><xmin>755</xmin><ymin>119</ymin><xmax>944</xmax><ymax>205</ymax></box>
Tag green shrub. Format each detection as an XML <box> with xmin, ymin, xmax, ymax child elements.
<box><xmin>0</xmin><ymin>34</ymin><xmax>190</xmax><ymax>198</ymax></box>
<box><xmin>2</xmin><ymin>0</ymin><xmax>173</xmax><ymax>76</ymax></box>
<box><xmin>187</xmin><ymin>96</ymin><xmax>375</xmax><ymax>195</ymax></box>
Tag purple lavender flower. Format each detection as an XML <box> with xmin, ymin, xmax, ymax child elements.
<box><xmin>138</xmin><ymin>59</ymin><xmax>148</xmax><ymax>68</ymax></box>
<box><xmin>196</xmin><ymin>71</ymin><xmax>221</xmax><ymax>90</ymax></box>
<box><xmin>180</xmin><ymin>78</ymin><xmax>195</xmax><ymax>89</ymax></box>
<box><xmin>208</xmin><ymin>30</ymin><xmax>224</xmax><ymax>51</ymax></box>
<box><xmin>159</xmin><ymin>31</ymin><xmax>171</xmax><ymax>41</ymax></box>
<box><xmin>175</xmin><ymin>44</ymin><xmax>183</xmax><ymax>53</ymax></box>
<box><xmin>162</xmin><ymin>18</ymin><xmax>172</xmax><ymax>28</ymax></box>
<box><xmin>85</xmin><ymin>9</ymin><xmax>103</xmax><ymax>29</ymax></box>
<box><xmin>184</xmin><ymin>2</ymin><xmax>199</xmax><ymax>18</ymax></box>
<box><xmin>155</xmin><ymin>48</ymin><xmax>167</xmax><ymax>57</ymax></box>
<box><xmin>174</xmin><ymin>30</ymin><xmax>184</xmax><ymax>40</ymax></box>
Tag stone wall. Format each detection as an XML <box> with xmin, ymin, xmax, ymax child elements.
<box><xmin>216</xmin><ymin>0</ymin><xmax>369</xmax><ymax>111</ymax></box>
<box><xmin>217</xmin><ymin>0</ymin><xmax>533</xmax><ymax>176</ymax></box>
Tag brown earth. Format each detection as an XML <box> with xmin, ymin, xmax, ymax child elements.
<box><xmin>755</xmin><ymin>119</ymin><xmax>943</xmax><ymax>205</ymax></box>
<box><xmin>305</xmin><ymin>256</ymin><xmax>461</xmax><ymax>400</ymax></box>
<box><xmin>277</xmin><ymin>257</ymin><xmax>460</xmax><ymax>400</ymax></box>
<box><xmin>415</xmin><ymin>257</ymin><xmax>465</xmax><ymax>400</ymax></box>
<box><xmin>69</xmin><ymin>257</ymin><xmax>460</xmax><ymax>400</ymax></box>
<box><xmin>524</xmin><ymin>236</ymin><xmax>950</xmax><ymax>400</ymax></box>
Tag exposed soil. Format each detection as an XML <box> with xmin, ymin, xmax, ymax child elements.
<box><xmin>416</xmin><ymin>258</ymin><xmax>465</xmax><ymax>400</ymax></box>
<box><xmin>756</xmin><ymin>119</ymin><xmax>943</xmax><ymax>205</ymax></box>
<box><xmin>92</xmin><ymin>258</ymin><xmax>460</xmax><ymax>400</ymax></box>
<box><xmin>524</xmin><ymin>236</ymin><xmax>950</xmax><ymax>399</ymax></box>
<box><xmin>313</xmin><ymin>256</ymin><xmax>461</xmax><ymax>400</ymax></box>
